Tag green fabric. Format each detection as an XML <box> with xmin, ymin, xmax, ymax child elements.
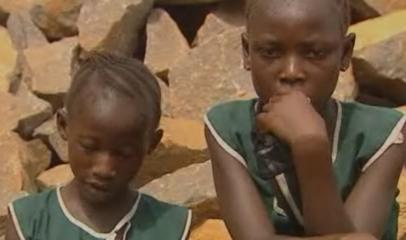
<box><xmin>206</xmin><ymin>99</ymin><xmax>404</xmax><ymax>239</ymax></box>
<box><xmin>11</xmin><ymin>189</ymin><xmax>190</xmax><ymax>240</ymax></box>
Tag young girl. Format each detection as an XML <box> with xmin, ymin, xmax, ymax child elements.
<box><xmin>6</xmin><ymin>53</ymin><xmax>191</xmax><ymax>240</ymax></box>
<box><xmin>204</xmin><ymin>0</ymin><xmax>406</xmax><ymax>239</ymax></box>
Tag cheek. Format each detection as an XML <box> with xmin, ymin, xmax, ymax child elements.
<box><xmin>250</xmin><ymin>56</ymin><xmax>278</xmax><ymax>100</ymax></box>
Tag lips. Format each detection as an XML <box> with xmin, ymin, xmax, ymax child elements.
<box><xmin>87</xmin><ymin>181</ymin><xmax>112</xmax><ymax>192</ymax></box>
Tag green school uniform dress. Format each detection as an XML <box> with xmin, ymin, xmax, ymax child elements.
<box><xmin>205</xmin><ymin>99</ymin><xmax>406</xmax><ymax>240</ymax></box>
<box><xmin>9</xmin><ymin>187</ymin><xmax>191</xmax><ymax>240</ymax></box>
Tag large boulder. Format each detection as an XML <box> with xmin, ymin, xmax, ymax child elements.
<box><xmin>77</xmin><ymin>0</ymin><xmax>153</xmax><ymax>57</ymax></box>
<box><xmin>168</xmin><ymin>27</ymin><xmax>255</xmax><ymax>120</ymax></box>
<box><xmin>350</xmin><ymin>10</ymin><xmax>406</xmax><ymax>52</ymax></box>
<box><xmin>0</xmin><ymin>26</ymin><xmax>17</xmax><ymax>93</ymax></box>
<box><xmin>135</xmin><ymin>117</ymin><xmax>207</xmax><ymax>186</ymax></box>
<box><xmin>350</xmin><ymin>10</ymin><xmax>406</xmax><ymax>106</ymax></box>
<box><xmin>140</xmin><ymin>161</ymin><xmax>218</xmax><ymax>225</ymax></box>
<box><xmin>352</xmin><ymin>0</ymin><xmax>406</xmax><ymax>18</ymax></box>
<box><xmin>353</xmin><ymin>31</ymin><xmax>406</xmax><ymax>106</ymax></box>
<box><xmin>144</xmin><ymin>8</ymin><xmax>189</xmax><ymax>81</ymax></box>
<box><xmin>0</xmin><ymin>91</ymin><xmax>52</xmax><ymax>138</ymax></box>
<box><xmin>190</xmin><ymin>219</ymin><xmax>231</xmax><ymax>240</ymax></box>
<box><xmin>23</xmin><ymin>37</ymin><xmax>78</xmax><ymax>109</ymax></box>
<box><xmin>21</xmin><ymin>139</ymin><xmax>51</xmax><ymax>192</ymax></box>
<box><xmin>30</xmin><ymin>0</ymin><xmax>84</xmax><ymax>40</ymax></box>
<box><xmin>0</xmin><ymin>133</ymin><xmax>30</xmax><ymax>236</ymax></box>
<box><xmin>194</xmin><ymin>0</ymin><xmax>244</xmax><ymax>46</ymax></box>
<box><xmin>36</xmin><ymin>164</ymin><xmax>73</xmax><ymax>190</ymax></box>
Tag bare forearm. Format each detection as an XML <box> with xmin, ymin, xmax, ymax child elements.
<box><xmin>292</xmin><ymin>137</ymin><xmax>354</xmax><ymax>235</ymax></box>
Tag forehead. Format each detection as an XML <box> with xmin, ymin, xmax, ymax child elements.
<box><xmin>247</xmin><ymin>0</ymin><xmax>343</xmax><ymax>38</ymax></box>
<box><xmin>69</xmin><ymin>86</ymin><xmax>148</xmax><ymax>138</ymax></box>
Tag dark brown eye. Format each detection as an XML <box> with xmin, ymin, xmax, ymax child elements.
<box><xmin>304</xmin><ymin>48</ymin><xmax>328</xmax><ymax>60</ymax></box>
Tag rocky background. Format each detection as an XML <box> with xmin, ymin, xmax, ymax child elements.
<box><xmin>0</xmin><ymin>0</ymin><xmax>405</xmax><ymax>239</ymax></box>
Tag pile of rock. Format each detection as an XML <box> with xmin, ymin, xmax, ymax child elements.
<box><xmin>0</xmin><ymin>0</ymin><xmax>406</xmax><ymax>239</ymax></box>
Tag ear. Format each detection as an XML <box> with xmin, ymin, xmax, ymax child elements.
<box><xmin>147</xmin><ymin>129</ymin><xmax>163</xmax><ymax>154</ymax></box>
<box><xmin>340</xmin><ymin>33</ymin><xmax>356</xmax><ymax>71</ymax></box>
<box><xmin>242</xmin><ymin>32</ymin><xmax>251</xmax><ymax>71</ymax></box>
<box><xmin>56</xmin><ymin>108</ymin><xmax>69</xmax><ymax>141</ymax></box>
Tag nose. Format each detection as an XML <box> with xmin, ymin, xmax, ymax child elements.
<box><xmin>91</xmin><ymin>152</ymin><xmax>117</xmax><ymax>181</ymax></box>
<box><xmin>278</xmin><ymin>55</ymin><xmax>305</xmax><ymax>91</ymax></box>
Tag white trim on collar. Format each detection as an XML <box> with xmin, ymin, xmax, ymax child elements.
<box><xmin>56</xmin><ymin>187</ymin><xmax>141</xmax><ymax>239</ymax></box>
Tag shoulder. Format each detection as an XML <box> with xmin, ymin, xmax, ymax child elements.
<box><xmin>136</xmin><ymin>193</ymin><xmax>191</xmax><ymax>239</ymax></box>
<box><xmin>9</xmin><ymin>189</ymin><xmax>57</xmax><ymax>239</ymax></box>
<box><xmin>339</xmin><ymin>101</ymin><xmax>406</xmax><ymax>171</ymax></box>
<box><xmin>206</xmin><ymin>99</ymin><xmax>256</xmax><ymax>125</ymax></box>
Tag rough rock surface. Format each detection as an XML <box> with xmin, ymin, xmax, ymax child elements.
<box><xmin>333</xmin><ymin>65</ymin><xmax>358</xmax><ymax>102</ymax></box>
<box><xmin>36</xmin><ymin>164</ymin><xmax>73</xmax><ymax>190</ymax></box>
<box><xmin>77</xmin><ymin>0</ymin><xmax>153</xmax><ymax>57</ymax></box>
<box><xmin>0</xmin><ymin>26</ymin><xmax>17</xmax><ymax>93</ymax></box>
<box><xmin>190</xmin><ymin>219</ymin><xmax>231</xmax><ymax>240</ymax></box>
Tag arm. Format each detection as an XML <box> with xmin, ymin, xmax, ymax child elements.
<box><xmin>5</xmin><ymin>209</ymin><xmax>20</xmax><ymax>240</ymax></box>
<box><xmin>205</xmin><ymin>126</ymin><xmax>276</xmax><ymax>240</ymax></box>
<box><xmin>291</xmin><ymin>137</ymin><xmax>354</xmax><ymax>235</ymax></box>
<box><xmin>344</xmin><ymin>126</ymin><xmax>406</xmax><ymax>238</ymax></box>
<box><xmin>205</xmin><ymin>126</ymin><xmax>375</xmax><ymax>240</ymax></box>
<box><xmin>257</xmin><ymin>92</ymin><xmax>355</xmax><ymax>235</ymax></box>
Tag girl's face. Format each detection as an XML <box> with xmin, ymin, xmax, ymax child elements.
<box><xmin>243</xmin><ymin>0</ymin><xmax>354</xmax><ymax>112</ymax></box>
<box><xmin>58</xmin><ymin>89</ymin><xmax>160</xmax><ymax>204</ymax></box>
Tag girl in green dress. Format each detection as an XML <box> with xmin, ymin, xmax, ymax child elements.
<box><xmin>204</xmin><ymin>0</ymin><xmax>406</xmax><ymax>239</ymax></box>
<box><xmin>6</xmin><ymin>52</ymin><xmax>191</xmax><ymax>240</ymax></box>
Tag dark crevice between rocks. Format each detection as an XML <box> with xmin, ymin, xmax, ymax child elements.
<box><xmin>34</xmin><ymin>92</ymin><xmax>66</xmax><ymax>112</ymax></box>
<box><xmin>134</xmin><ymin>143</ymin><xmax>209</xmax><ymax>188</ymax></box>
<box><xmin>0</xmin><ymin>7</ymin><xmax>9</xmax><ymax>27</ymax></box>
<box><xmin>154</xmin><ymin>3</ymin><xmax>217</xmax><ymax>46</ymax></box>
<box><xmin>352</xmin><ymin>58</ymin><xmax>406</xmax><ymax>107</ymax></box>
<box><xmin>14</xmin><ymin>113</ymin><xmax>53</xmax><ymax>140</ymax></box>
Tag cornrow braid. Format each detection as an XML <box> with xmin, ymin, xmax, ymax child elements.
<box><xmin>245</xmin><ymin>0</ymin><xmax>351</xmax><ymax>35</ymax></box>
<box><xmin>66</xmin><ymin>51</ymin><xmax>161</xmax><ymax>130</ymax></box>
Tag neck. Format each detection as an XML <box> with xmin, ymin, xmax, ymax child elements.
<box><xmin>72</xmin><ymin>180</ymin><xmax>136</xmax><ymax>214</ymax></box>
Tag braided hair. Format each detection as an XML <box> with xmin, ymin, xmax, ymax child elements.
<box><xmin>66</xmin><ymin>52</ymin><xmax>161</xmax><ymax>131</ymax></box>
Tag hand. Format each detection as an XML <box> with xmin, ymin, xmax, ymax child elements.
<box><xmin>256</xmin><ymin>91</ymin><xmax>328</xmax><ymax>146</ymax></box>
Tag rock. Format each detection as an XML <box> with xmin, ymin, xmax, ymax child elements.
<box><xmin>21</xmin><ymin>139</ymin><xmax>51</xmax><ymax>191</ymax></box>
<box><xmin>77</xmin><ymin>0</ymin><xmax>153</xmax><ymax>57</ymax></box>
<box><xmin>353</xmin><ymin>31</ymin><xmax>406</xmax><ymax>106</ymax></box>
<box><xmin>0</xmin><ymin>92</ymin><xmax>52</xmax><ymax>138</ymax></box>
<box><xmin>33</xmin><ymin>116</ymin><xmax>68</xmax><ymax>163</ymax></box>
<box><xmin>350</xmin><ymin>10</ymin><xmax>406</xmax><ymax>52</ymax></box>
<box><xmin>397</xmin><ymin>170</ymin><xmax>406</xmax><ymax>239</ymax></box>
<box><xmin>49</xmin><ymin>131</ymin><xmax>68</xmax><ymax>163</ymax></box>
<box><xmin>140</xmin><ymin>161</ymin><xmax>218</xmax><ymax>224</ymax></box>
<box><xmin>194</xmin><ymin>0</ymin><xmax>244</xmax><ymax>46</ymax></box>
<box><xmin>190</xmin><ymin>219</ymin><xmax>231</xmax><ymax>240</ymax></box>
<box><xmin>36</xmin><ymin>164</ymin><xmax>73</xmax><ymax>190</ymax></box>
<box><xmin>333</xmin><ymin>65</ymin><xmax>358</xmax><ymax>102</ymax></box>
<box><xmin>0</xmin><ymin>26</ymin><xmax>17</xmax><ymax>92</ymax></box>
<box><xmin>23</xmin><ymin>37</ymin><xmax>78</xmax><ymax>109</ymax></box>
<box><xmin>6</xmin><ymin>10</ymin><xmax>48</xmax><ymax>51</ymax></box>
<box><xmin>144</xmin><ymin>9</ymin><xmax>189</xmax><ymax>81</ymax></box>
<box><xmin>350</xmin><ymin>10</ymin><xmax>406</xmax><ymax>106</ymax></box>
<box><xmin>168</xmin><ymin>27</ymin><xmax>255</xmax><ymax>120</ymax></box>
<box><xmin>0</xmin><ymin>133</ymin><xmax>30</xmax><ymax>235</ymax></box>
<box><xmin>30</xmin><ymin>0</ymin><xmax>84</xmax><ymax>40</ymax></box>
<box><xmin>135</xmin><ymin>117</ymin><xmax>207</xmax><ymax>186</ymax></box>
<box><xmin>352</xmin><ymin>0</ymin><xmax>406</xmax><ymax>17</ymax></box>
